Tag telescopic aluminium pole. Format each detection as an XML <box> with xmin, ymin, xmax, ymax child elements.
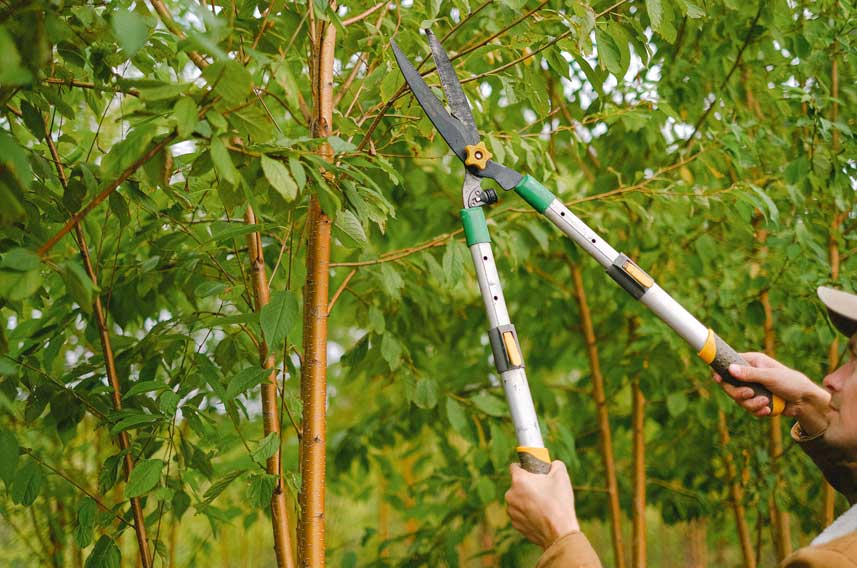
<box><xmin>513</xmin><ymin>175</ymin><xmax>785</xmax><ymax>415</ymax></box>
<box><xmin>461</xmin><ymin>205</ymin><xmax>551</xmax><ymax>474</ymax></box>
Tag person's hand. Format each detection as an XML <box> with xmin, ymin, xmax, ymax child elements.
<box><xmin>713</xmin><ymin>352</ymin><xmax>830</xmax><ymax>434</ymax></box>
<box><xmin>505</xmin><ymin>460</ymin><xmax>580</xmax><ymax>550</ymax></box>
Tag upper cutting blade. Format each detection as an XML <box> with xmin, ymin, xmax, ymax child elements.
<box><xmin>390</xmin><ymin>39</ymin><xmax>469</xmax><ymax>161</ymax></box>
<box><xmin>425</xmin><ymin>29</ymin><xmax>479</xmax><ymax>147</ymax></box>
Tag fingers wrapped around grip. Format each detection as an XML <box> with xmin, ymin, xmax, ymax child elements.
<box><xmin>709</xmin><ymin>334</ymin><xmax>785</xmax><ymax>416</ymax></box>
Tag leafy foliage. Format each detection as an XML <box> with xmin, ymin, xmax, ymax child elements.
<box><xmin>0</xmin><ymin>0</ymin><xmax>854</xmax><ymax>566</ymax></box>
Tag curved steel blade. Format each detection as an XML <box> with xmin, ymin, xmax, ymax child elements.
<box><xmin>425</xmin><ymin>29</ymin><xmax>479</xmax><ymax>147</ymax></box>
<box><xmin>390</xmin><ymin>39</ymin><xmax>468</xmax><ymax>161</ymax></box>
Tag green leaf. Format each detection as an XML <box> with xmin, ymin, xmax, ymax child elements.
<box><xmin>334</xmin><ymin>209</ymin><xmax>367</xmax><ymax>245</ymax></box>
<box><xmin>413</xmin><ymin>377</ymin><xmax>438</xmax><ymax>409</ymax></box>
<box><xmin>172</xmin><ymin>490</ymin><xmax>191</xmax><ymax>519</ymax></box>
<box><xmin>101</xmin><ymin>127</ymin><xmax>156</xmax><ymax>177</ymax></box>
<box><xmin>381</xmin><ymin>333</ymin><xmax>402</xmax><ymax>370</ymax></box>
<box><xmin>61</xmin><ymin>260</ymin><xmax>96</xmax><ymax>312</ymax></box>
<box><xmin>666</xmin><ymin>392</ymin><xmax>688</xmax><ymax>417</ymax></box>
<box><xmin>262</xmin><ymin>155</ymin><xmax>298</xmax><ymax>201</ymax></box>
<box><xmin>0</xmin><ymin>269</ymin><xmax>42</xmax><ymax>301</ymax></box>
<box><xmin>252</xmin><ymin>432</ymin><xmax>280</xmax><ymax>463</ymax></box>
<box><xmin>378</xmin><ymin>264</ymin><xmax>403</xmax><ymax>299</ymax></box>
<box><xmin>11</xmin><ymin>459</ymin><xmax>44</xmax><ymax>506</ymax></box>
<box><xmin>327</xmin><ymin>136</ymin><xmax>356</xmax><ymax>154</ymax></box>
<box><xmin>123</xmin><ymin>380</ymin><xmax>168</xmax><ymax>399</ymax></box>
<box><xmin>678</xmin><ymin>0</ymin><xmax>705</xmax><ymax>18</ymax></box>
<box><xmin>110</xmin><ymin>412</ymin><xmax>161</xmax><ymax>435</ymax></box>
<box><xmin>289</xmin><ymin>156</ymin><xmax>306</xmax><ymax>190</ymax></box>
<box><xmin>203</xmin><ymin>470</ymin><xmax>244</xmax><ymax>503</ymax></box>
<box><xmin>108</xmin><ymin>192</ymin><xmax>130</xmax><ymax>227</ymax></box>
<box><xmin>446</xmin><ymin>397</ymin><xmax>469</xmax><ymax>434</ymax></box>
<box><xmin>471</xmin><ymin>393</ymin><xmax>506</xmax><ymax>417</ymax></box>
<box><xmin>158</xmin><ymin>390</ymin><xmax>181</xmax><ymax>416</ymax></box>
<box><xmin>125</xmin><ymin>459</ymin><xmax>163</xmax><ymax>498</ymax></box>
<box><xmin>379</xmin><ymin>67</ymin><xmax>401</xmax><ymax>103</ymax></box>
<box><xmin>63</xmin><ymin>178</ymin><xmax>86</xmax><ymax>212</ymax></box>
<box><xmin>85</xmin><ymin>535</ymin><xmax>121</xmax><ymax>568</ymax></box>
<box><xmin>1</xmin><ymin>248</ymin><xmax>40</xmax><ymax>272</ymax></box>
<box><xmin>476</xmin><ymin>477</ymin><xmax>495</xmax><ymax>504</ymax></box>
<box><xmin>210</xmin><ymin>136</ymin><xmax>239</xmax><ymax>185</ymax></box>
<box><xmin>646</xmin><ymin>0</ymin><xmax>676</xmax><ymax>42</ymax></box>
<box><xmin>442</xmin><ymin>239</ymin><xmax>468</xmax><ymax>287</ymax></box>
<box><xmin>75</xmin><ymin>497</ymin><xmax>97</xmax><ymax>548</ymax></box>
<box><xmin>596</xmin><ymin>27</ymin><xmax>622</xmax><ymax>76</ymax></box>
<box><xmin>98</xmin><ymin>455</ymin><xmax>122</xmax><ymax>494</ymax></box>
<box><xmin>111</xmin><ymin>9</ymin><xmax>148</xmax><ymax>57</ymax></box>
<box><xmin>225</xmin><ymin>367</ymin><xmax>271</xmax><ymax>399</ymax></box>
<box><xmin>173</xmin><ymin>96</ymin><xmax>198</xmax><ymax>138</ymax></box>
<box><xmin>202</xmin><ymin>60</ymin><xmax>252</xmax><ymax>105</ymax></box>
<box><xmin>0</xmin><ymin>430</ymin><xmax>19</xmax><ymax>485</ymax></box>
<box><xmin>646</xmin><ymin>0</ymin><xmax>663</xmax><ymax>34</ymax></box>
<box><xmin>260</xmin><ymin>290</ymin><xmax>300</xmax><ymax>347</ymax></box>
<box><xmin>247</xmin><ymin>473</ymin><xmax>277</xmax><ymax>509</ymax></box>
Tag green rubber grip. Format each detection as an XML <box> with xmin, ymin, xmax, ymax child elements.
<box><xmin>460</xmin><ymin>207</ymin><xmax>490</xmax><ymax>246</ymax></box>
<box><xmin>514</xmin><ymin>175</ymin><xmax>555</xmax><ymax>213</ymax></box>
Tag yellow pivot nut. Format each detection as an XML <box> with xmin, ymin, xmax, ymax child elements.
<box><xmin>464</xmin><ymin>142</ymin><xmax>492</xmax><ymax>170</ymax></box>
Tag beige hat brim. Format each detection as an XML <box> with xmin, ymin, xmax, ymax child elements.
<box><xmin>818</xmin><ymin>286</ymin><xmax>857</xmax><ymax>337</ymax></box>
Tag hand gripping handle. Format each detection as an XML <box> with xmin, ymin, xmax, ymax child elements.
<box><xmin>702</xmin><ymin>331</ymin><xmax>786</xmax><ymax>416</ymax></box>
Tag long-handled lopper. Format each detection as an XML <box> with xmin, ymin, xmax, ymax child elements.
<box><xmin>391</xmin><ymin>31</ymin><xmax>784</xmax><ymax>474</ymax></box>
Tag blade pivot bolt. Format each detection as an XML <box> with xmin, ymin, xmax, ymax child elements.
<box><xmin>464</xmin><ymin>142</ymin><xmax>492</xmax><ymax>170</ymax></box>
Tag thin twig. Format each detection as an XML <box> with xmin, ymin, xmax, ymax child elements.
<box><xmin>342</xmin><ymin>1</ymin><xmax>387</xmax><ymax>26</ymax></box>
<box><xmin>327</xmin><ymin>268</ymin><xmax>357</xmax><ymax>315</ymax></box>
<box><xmin>683</xmin><ymin>1</ymin><xmax>763</xmax><ymax>148</ymax></box>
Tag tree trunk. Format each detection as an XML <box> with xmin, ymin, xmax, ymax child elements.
<box><xmin>570</xmin><ymin>262</ymin><xmax>626</xmax><ymax>568</ymax></box>
<box><xmin>244</xmin><ymin>207</ymin><xmax>296</xmax><ymax>568</ymax></box>
<box><xmin>718</xmin><ymin>411</ymin><xmax>756</xmax><ymax>567</ymax></box>
<box><xmin>631</xmin><ymin>373</ymin><xmax>646</xmax><ymax>568</ymax></box>
<box><xmin>757</xmin><ymin>229</ymin><xmax>792</xmax><ymax>560</ymax></box>
<box><xmin>686</xmin><ymin>519</ymin><xmax>708</xmax><ymax>567</ymax></box>
<box><xmin>299</xmin><ymin>8</ymin><xmax>336</xmax><ymax>562</ymax></box>
<box><xmin>43</xmin><ymin>123</ymin><xmax>152</xmax><ymax>568</ymax></box>
<box><xmin>823</xmin><ymin>212</ymin><xmax>845</xmax><ymax>525</ymax></box>
<box><xmin>479</xmin><ymin>520</ymin><xmax>496</xmax><ymax>567</ymax></box>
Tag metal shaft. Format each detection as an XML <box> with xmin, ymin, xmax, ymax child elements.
<box><xmin>468</xmin><ymin>241</ymin><xmax>545</xmax><ymax>449</ymax></box>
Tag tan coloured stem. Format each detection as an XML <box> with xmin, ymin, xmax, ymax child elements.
<box><xmin>824</xmin><ymin>213</ymin><xmax>846</xmax><ymax>524</ymax></box>
<box><xmin>43</xmin><ymin>125</ymin><xmax>152</xmax><ymax>567</ymax></box>
<box><xmin>299</xmin><ymin>197</ymin><xmax>331</xmax><ymax>567</ymax></box>
<box><xmin>299</xmin><ymin>7</ymin><xmax>336</xmax><ymax>564</ymax></box>
<box><xmin>757</xmin><ymin>229</ymin><xmax>792</xmax><ymax>560</ymax></box>
<box><xmin>718</xmin><ymin>411</ymin><xmax>755</xmax><ymax>567</ymax></box>
<box><xmin>570</xmin><ymin>263</ymin><xmax>626</xmax><ymax>568</ymax></box>
<box><xmin>631</xmin><ymin>373</ymin><xmax>646</xmax><ymax>568</ymax></box>
<box><xmin>244</xmin><ymin>207</ymin><xmax>296</xmax><ymax>568</ymax></box>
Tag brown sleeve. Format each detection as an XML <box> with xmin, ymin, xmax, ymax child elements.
<box><xmin>781</xmin><ymin>533</ymin><xmax>857</xmax><ymax>567</ymax></box>
<box><xmin>792</xmin><ymin>422</ymin><xmax>857</xmax><ymax>505</ymax></box>
<box><xmin>536</xmin><ymin>531</ymin><xmax>603</xmax><ymax>568</ymax></box>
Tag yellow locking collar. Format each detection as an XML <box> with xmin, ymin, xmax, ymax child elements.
<box><xmin>464</xmin><ymin>141</ymin><xmax>492</xmax><ymax>170</ymax></box>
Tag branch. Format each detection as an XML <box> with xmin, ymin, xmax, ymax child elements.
<box><xmin>43</xmin><ymin>77</ymin><xmax>140</xmax><ymax>97</ymax></box>
<box><xmin>148</xmin><ymin>0</ymin><xmax>209</xmax><ymax>70</ymax></box>
<box><xmin>683</xmin><ymin>1</ymin><xmax>763</xmax><ymax>148</ymax></box>
<box><xmin>21</xmin><ymin>448</ymin><xmax>130</xmax><ymax>528</ymax></box>
<box><xmin>37</xmin><ymin>133</ymin><xmax>176</xmax><ymax>257</ymax></box>
<box><xmin>328</xmin><ymin>232</ymin><xmax>454</xmax><ymax>267</ymax></box>
<box><xmin>42</xmin><ymin>123</ymin><xmax>152</xmax><ymax>568</ymax></box>
<box><xmin>342</xmin><ymin>1</ymin><xmax>387</xmax><ymax>26</ymax></box>
<box><xmin>327</xmin><ymin>268</ymin><xmax>356</xmax><ymax>315</ymax></box>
